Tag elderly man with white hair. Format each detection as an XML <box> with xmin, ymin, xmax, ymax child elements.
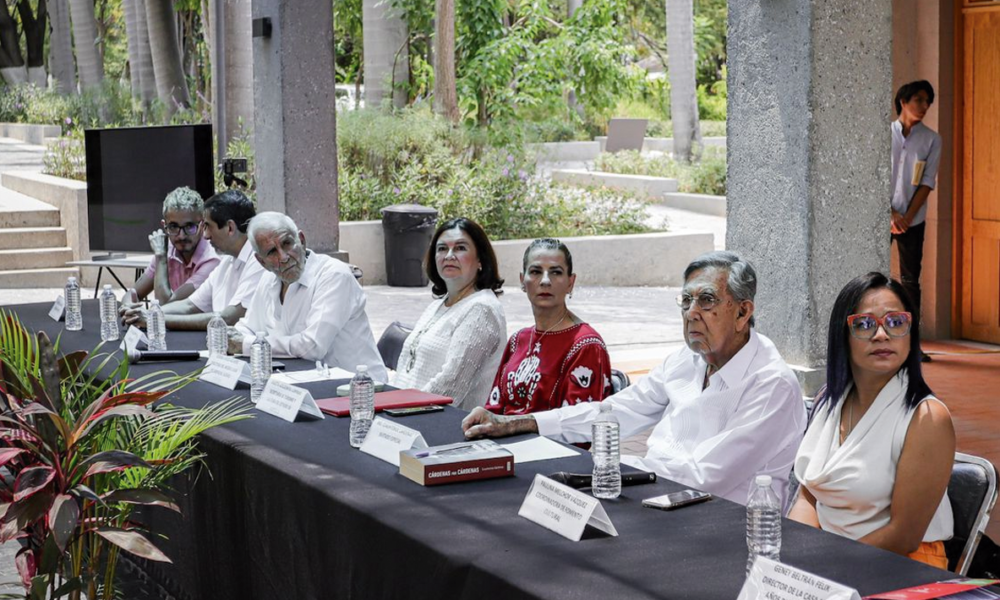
<box><xmin>463</xmin><ymin>251</ymin><xmax>806</xmax><ymax>506</ymax></box>
<box><xmin>229</xmin><ymin>212</ymin><xmax>388</xmax><ymax>381</ymax></box>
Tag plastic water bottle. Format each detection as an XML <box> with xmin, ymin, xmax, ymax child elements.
<box><xmin>746</xmin><ymin>474</ymin><xmax>782</xmax><ymax>574</ymax></box>
<box><xmin>207</xmin><ymin>313</ymin><xmax>228</xmax><ymax>357</ymax></box>
<box><xmin>98</xmin><ymin>285</ymin><xmax>119</xmax><ymax>342</ymax></box>
<box><xmin>349</xmin><ymin>365</ymin><xmax>375</xmax><ymax>448</ymax></box>
<box><xmin>64</xmin><ymin>277</ymin><xmax>82</xmax><ymax>331</ymax></box>
<box><xmin>146</xmin><ymin>300</ymin><xmax>167</xmax><ymax>350</ymax></box>
<box><xmin>250</xmin><ymin>332</ymin><xmax>271</xmax><ymax>404</ymax></box>
<box><xmin>591</xmin><ymin>402</ymin><xmax>621</xmax><ymax>499</ymax></box>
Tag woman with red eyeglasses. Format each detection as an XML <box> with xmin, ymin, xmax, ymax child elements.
<box><xmin>789</xmin><ymin>272</ymin><xmax>954</xmax><ymax>570</ymax></box>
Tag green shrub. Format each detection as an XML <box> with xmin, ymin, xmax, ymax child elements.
<box><xmin>41</xmin><ymin>129</ymin><xmax>86</xmax><ymax>181</ymax></box>
<box><xmin>595</xmin><ymin>146</ymin><xmax>727</xmax><ymax>196</ymax></box>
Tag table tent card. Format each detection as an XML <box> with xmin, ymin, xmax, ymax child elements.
<box><xmin>120</xmin><ymin>326</ymin><xmax>149</xmax><ymax>354</ymax></box>
<box><xmin>359</xmin><ymin>416</ymin><xmax>427</xmax><ymax>466</ymax></box>
<box><xmin>200</xmin><ymin>355</ymin><xmax>252</xmax><ymax>390</ymax></box>
<box><xmin>738</xmin><ymin>557</ymin><xmax>861</xmax><ymax>600</ymax></box>
<box><xmin>256</xmin><ymin>378</ymin><xmax>324</xmax><ymax>422</ymax></box>
<box><xmin>48</xmin><ymin>295</ymin><xmax>65</xmax><ymax>322</ymax></box>
<box><xmin>518</xmin><ymin>474</ymin><xmax>618</xmax><ymax>542</ymax></box>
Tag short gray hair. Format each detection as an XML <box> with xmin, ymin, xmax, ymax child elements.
<box><xmin>247</xmin><ymin>212</ymin><xmax>300</xmax><ymax>253</ymax></box>
<box><xmin>162</xmin><ymin>187</ymin><xmax>204</xmax><ymax>215</ymax></box>
<box><xmin>683</xmin><ymin>251</ymin><xmax>757</xmax><ymax>326</ymax></box>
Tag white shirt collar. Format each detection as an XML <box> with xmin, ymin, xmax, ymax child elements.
<box><xmin>235</xmin><ymin>239</ymin><xmax>254</xmax><ymax>266</ymax></box>
<box><xmin>698</xmin><ymin>329</ymin><xmax>760</xmax><ymax>390</ymax></box>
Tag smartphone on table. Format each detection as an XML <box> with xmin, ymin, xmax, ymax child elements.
<box><xmin>383</xmin><ymin>405</ymin><xmax>445</xmax><ymax>417</ymax></box>
<box><xmin>642</xmin><ymin>490</ymin><xmax>712</xmax><ymax>511</ymax></box>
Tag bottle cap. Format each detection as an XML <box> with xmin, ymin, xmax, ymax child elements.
<box><xmin>151</xmin><ymin>299</ymin><xmax>160</xmax><ymax>306</ymax></box>
<box><xmin>255</xmin><ymin>331</ymin><xmax>268</xmax><ymax>340</ymax></box>
<box><xmin>103</xmin><ymin>284</ymin><xmax>112</xmax><ymax>290</ymax></box>
<box><xmin>67</xmin><ymin>276</ymin><xmax>77</xmax><ymax>283</ymax></box>
<box><xmin>755</xmin><ymin>475</ymin><xmax>772</xmax><ymax>486</ymax></box>
<box><xmin>356</xmin><ymin>365</ymin><xmax>368</xmax><ymax>373</ymax></box>
<box><xmin>598</xmin><ymin>402</ymin><xmax>612</xmax><ymax>412</ymax></box>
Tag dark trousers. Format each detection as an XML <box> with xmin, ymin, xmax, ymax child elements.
<box><xmin>892</xmin><ymin>221</ymin><xmax>925</xmax><ymax>321</ymax></box>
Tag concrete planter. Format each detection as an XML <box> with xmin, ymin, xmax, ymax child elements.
<box><xmin>2</xmin><ymin>171</ymin><xmax>88</xmax><ymax>261</ymax></box>
<box><xmin>527</xmin><ymin>141</ymin><xmax>600</xmax><ymax>162</ymax></box>
<box><xmin>0</xmin><ymin>123</ymin><xmax>62</xmax><ymax>146</ymax></box>
<box><xmin>550</xmin><ymin>169</ymin><xmax>679</xmax><ymax>198</ymax></box>
<box><xmin>659</xmin><ymin>192</ymin><xmax>727</xmax><ymax>217</ymax></box>
<box><xmin>595</xmin><ymin>136</ymin><xmax>727</xmax><ymax>153</ymax></box>
<box><xmin>340</xmin><ymin>219</ymin><xmax>713</xmax><ymax>287</ymax></box>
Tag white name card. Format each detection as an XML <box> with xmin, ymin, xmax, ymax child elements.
<box><xmin>738</xmin><ymin>557</ymin><xmax>860</xmax><ymax>600</ymax></box>
<box><xmin>358</xmin><ymin>417</ymin><xmax>427</xmax><ymax>466</ymax></box>
<box><xmin>255</xmin><ymin>378</ymin><xmax>324</xmax><ymax>423</ymax></box>
<box><xmin>48</xmin><ymin>296</ymin><xmax>66</xmax><ymax>322</ymax></box>
<box><xmin>199</xmin><ymin>355</ymin><xmax>252</xmax><ymax>390</ymax></box>
<box><xmin>518</xmin><ymin>474</ymin><xmax>618</xmax><ymax>542</ymax></box>
<box><xmin>119</xmin><ymin>326</ymin><xmax>149</xmax><ymax>354</ymax></box>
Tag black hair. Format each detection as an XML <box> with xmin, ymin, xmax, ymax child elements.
<box><xmin>522</xmin><ymin>238</ymin><xmax>573</xmax><ymax>275</ymax></box>
<box><xmin>425</xmin><ymin>218</ymin><xmax>504</xmax><ymax>297</ymax></box>
<box><xmin>819</xmin><ymin>272</ymin><xmax>932</xmax><ymax>413</ymax></box>
<box><xmin>894</xmin><ymin>80</ymin><xmax>935</xmax><ymax>116</ymax></box>
<box><xmin>204</xmin><ymin>190</ymin><xmax>256</xmax><ymax>233</ymax></box>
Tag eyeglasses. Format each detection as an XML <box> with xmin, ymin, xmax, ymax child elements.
<box><xmin>676</xmin><ymin>292</ymin><xmax>724</xmax><ymax>312</ymax></box>
<box><xmin>847</xmin><ymin>312</ymin><xmax>912</xmax><ymax>339</ymax></box>
<box><xmin>164</xmin><ymin>221</ymin><xmax>202</xmax><ymax>236</ymax></box>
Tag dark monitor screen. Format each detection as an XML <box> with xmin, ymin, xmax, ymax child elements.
<box><xmin>85</xmin><ymin>124</ymin><xmax>214</xmax><ymax>253</ymax></box>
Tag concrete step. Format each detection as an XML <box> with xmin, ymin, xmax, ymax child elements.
<box><xmin>0</xmin><ymin>246</ymin><xmax>73</xmax><ymax>270</ymax></box>
<box><xmin>0</xmin><ymin>227</ymin><xmax>67</xmax><ymax>250</ymax></box>
<box><xmin>0</xmin><ymin>208</ymin><xmax>59</xmax><ymax>228</ymax></box>
<box><xmin>0</xmin><ymin>267</ymin><xmax>79</xmax><ymax>288</ymax></box>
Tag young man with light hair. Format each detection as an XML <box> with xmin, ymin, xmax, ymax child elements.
<box><xmin>121</xmin><ymin>190</ymin><xmax>264</xmax><ymax>330</ymax></box>
<box><xmin>230</xmin><ymin>212</ymin><xmax>388</xmax><ymax>381</ymax></box>
<box><xmin>134</xmin><ymin>187</ymin><xmax>220</xmax><ymax>304</ymax></box>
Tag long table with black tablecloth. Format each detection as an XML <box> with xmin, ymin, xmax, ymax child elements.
<box><xmin>7</xmin><ymin>300</ymin><xmax>951</xmax><ymax>600</ymax></box>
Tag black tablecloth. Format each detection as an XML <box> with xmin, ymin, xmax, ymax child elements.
<box><xmin>6</xmin><ymin>300</ymin><xmax>950</xmax><ymax>600</ymax></box>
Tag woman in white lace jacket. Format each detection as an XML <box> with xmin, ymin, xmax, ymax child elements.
<box><xmin>392</xmin><ymin>218</ymin><xmax>507</xmax><ymax>410</ymax></box>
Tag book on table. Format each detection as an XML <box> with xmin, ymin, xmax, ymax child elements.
<box><xmin>315</xmin><ymin>388</ymin><xmax>453</xmax><ymax>417</ymax></box>
<box><xmin>399</xmin><ymin>440</ymin><xmax>515</xmax><ymax>486</ymax></box>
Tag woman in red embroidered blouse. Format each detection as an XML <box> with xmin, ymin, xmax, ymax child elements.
<box><xmin>486</xmin><ymin>239</ymin><xmax>612</xmax><ymax>415</ymax></box>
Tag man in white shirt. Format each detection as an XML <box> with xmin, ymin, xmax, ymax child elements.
<box><xmin>462</xmin><ymin>251</ymin><xmax>806</xmax><ymax>505</ymax></box>
<box><xmin>890</xmin><ymin>80</ymin><xmax>941</xmax><ymax>362</ymax></box>
<box><xmin>230</xmin><ymin>212</ymin><xmax>388</xmax><ymax>381</ymax></box>
<box><xmin>120</xmin><ymin>190</ymin><xmax>265</xmax><ymax>330</ymax></box>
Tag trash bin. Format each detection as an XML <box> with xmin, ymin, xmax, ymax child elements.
<box><xmin>380</xmin><ymin>204</ymin><xmax>439</xmax><ymax>287</ymax></box>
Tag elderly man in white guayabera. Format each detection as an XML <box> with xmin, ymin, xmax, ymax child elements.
<box><xmin>230</xmin><ymin>212</ymin><xmax>388</xmax><ymax>382</ymax></box>
<box><xmin>463</xmin><ymin>251</ymin><xmax>806</xmax><ymax>505</ymax></box>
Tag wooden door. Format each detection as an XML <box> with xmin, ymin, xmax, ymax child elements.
<box><xmin>961</xmin><ymin>8</ymin><xmax>1000</xmax><ymax>344</ymax></box>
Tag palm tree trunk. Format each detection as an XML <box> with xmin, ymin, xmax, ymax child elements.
<box><xmin>48</xmin><ymin>0</ymin><xmax>76</xmax><ymax>92</ymax></box>
<box><xmin>17</xmin><ymin>0</ymin><xmax>47</xmax><ymax>87</ymax></box>
<box><xmin>433</xmin><ymin>0</ymin><xmax>458</xmax><ymax>123</ymax></box>
<box><xmin>135</xmin><ymin>0</ymin><xmax>157</xmax><ymax>105</ymax></box>
<box><xmin>145</xmin><ymin>0</ymin><xmax>191</xmax><ymax>112</ymax></box>
<box><xmin>68</xmin><ymin>0</ymin><xmax>104</xmax><ymax>90</ymax></box>
<box><xmin>363</xmin><ymin>0</ymin><xmax>408</xmax><ymax>110</ymax></box>
<box><xmin>0</xmin><ymin>2</ymin><xmax>25</xmax><ymax>85</ymax></box>
<box><xmin>666</xmin><ymin>0</ymin><xmax>702</xmax><ymax>163</ymax></box>
<box><xmin>123</xmin><ymin>0</ymin><xmax>144</xmax><ymax>96</ymax></box>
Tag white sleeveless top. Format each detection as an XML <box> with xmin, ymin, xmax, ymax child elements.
<box><xmin>794</xmin><ymin>373</ymin><xmax>953</xmax><ymax>542</ymax></box>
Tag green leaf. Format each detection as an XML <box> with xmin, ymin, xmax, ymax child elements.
<box><xmin>73</xmin><ymin>404</ymin><xmax>155</xmax><ymax>445</ymax></box>
<box><xmin>46</xmin><ymin>495</ymin><xmax>79</xmax><ymax>552</ymax></box>
<box><xmin>94</xmin><ymin>528</ymin><xmax>172</xmax><ymax>563</ymax></box>
<box><xmin>51</xmin><ymin>577</ymin><xmax>82</xmax><ymax>598</ymax></box>
<box><xmin>78</xmin><ymin>450</ymin><xmax>152</xmax><ymax>480</ymax></box>
<box><xmin>101</xmin><ymin>489</ymin><xmax>180</xmax><ymax>513</ymax></box>
<box><xmin>13</xmin><ymin>466</ymin><xmax>55</xmax><ymax>502</ymax></box>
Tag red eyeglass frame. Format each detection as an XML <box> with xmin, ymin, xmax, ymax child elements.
<box><xmin>846</xmin><ymin>311</ymin><xmax>913</xmax><ymax>339</ymax></box>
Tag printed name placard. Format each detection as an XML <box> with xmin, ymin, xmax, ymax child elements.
<box><xmin>738</xmin><ymin>557</ymin><xmax>860</xmax><ymax>600</ymax></box>
<box><xmin>518</xmin><ymin>474</ymin><xmax>618</xmax><ymax>541</ymax></box>
<box><xmin>358</xmin><ymin>417</ymin><xmax>427</xmax><ymax>466</ymax></box>
<box><xmin>48</xmin><ymin>296</ymin><xmax>66</xmax><ymax>322</ymax></box>
<box><xmin>119</xmin><ymin>326</ymin><xmax>149</xmax><ymax>354</ymax></box>
<box><xmin>255</xmin><ymin>378</ymin><xmax>324</xmax><ymax>423</ymax></box>
<box><xmin>199</xmin><ymin>355</ymin><xmax>252</xmax><ymax>390</ymax></box>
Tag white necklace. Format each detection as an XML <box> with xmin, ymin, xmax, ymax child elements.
<box><xmin>528</xmin><ymin>312</ymin><xmax>568</xmax><ymax>355</ymax></box>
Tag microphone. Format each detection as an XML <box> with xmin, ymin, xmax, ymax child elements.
<box><xmin>547</xmin><ymin>471</ymin><xmax>657</xmax><ymax>489</ymax></box>
<box><xmin>128</xmin><ymin>349</ymin><xmax>201</xmax><ymax>363</ymax></box>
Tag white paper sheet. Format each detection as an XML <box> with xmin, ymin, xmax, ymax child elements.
<box><xmin>500</xmin><ymin>437</ymin><xmax>579</xmax><ymax>463</ymax></box>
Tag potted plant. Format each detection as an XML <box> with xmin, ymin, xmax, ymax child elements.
<box><xmin>0</xmin><ymin>311</ymin><xmax>251</xmax><ymax>599</ymax></box>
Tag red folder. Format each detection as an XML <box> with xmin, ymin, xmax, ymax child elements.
<box><xmin>316</xmin><ymin>389</ymin><xmax>454</xmax><ymax>417</ymax></box>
